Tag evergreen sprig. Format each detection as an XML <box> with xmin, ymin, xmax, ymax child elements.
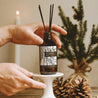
<box><xmin>58</xmin><ymin>0</ymin><xmax>98</xmax><ymax>71</ymax></box>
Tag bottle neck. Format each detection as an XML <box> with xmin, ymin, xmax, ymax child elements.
<box><xmin>44</xmin><ymin>32</ymin><xmax>52</xmax><ymax>42</ymax></box>
<box><xmin>48</xmin><ymin>32</ymin><xmax>52</xmax><ymax>39</ymax></box>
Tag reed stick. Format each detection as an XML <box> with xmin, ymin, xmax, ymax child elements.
<box><xmin>38</xmin><ymin>5</ymin><xmax>47</xmax><ymax>33</ymax></box>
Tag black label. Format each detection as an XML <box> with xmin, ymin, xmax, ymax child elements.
<box><xmin>45</xmin><ymin>52</ymin><xmax>57</xmax><ymax>57</ymax></box>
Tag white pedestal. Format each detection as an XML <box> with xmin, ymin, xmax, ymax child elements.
<box><xmin>34</xmin><ymin>72</ymin><xmax>64</xmax><ymax>98</ymax></box>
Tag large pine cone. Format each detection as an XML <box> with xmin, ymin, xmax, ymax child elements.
<box><xmin>53</xmin><ymin>72</ymin><xmax>92</xmax><ymax>98</ymax></box>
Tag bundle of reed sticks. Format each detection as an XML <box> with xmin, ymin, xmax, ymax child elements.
<box><xmin>39</xmin><ymin>4</ymin><xmax>54</xmax><ymax>34</ymax></box>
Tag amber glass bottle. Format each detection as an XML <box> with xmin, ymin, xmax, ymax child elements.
<box><xmin>39</xmin><ymin>32</ymin><xmax>57</xmax><ymax>75</ymax></box>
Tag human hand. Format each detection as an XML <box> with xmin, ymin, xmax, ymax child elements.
<box><xmin>0</xmin><ymin>63</ymin><xmax>46</xmax><ymax>96</ymax></box>
<box><xmin>11</xmin><ymin>23</ymin><xmax>67</xmax><ymax>49</ymax></box>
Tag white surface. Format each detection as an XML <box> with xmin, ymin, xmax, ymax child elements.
<box><xmin>34</xmin><ymin>72</ymin><xmax>64</xmax><ymax>98</ymax></box>
<box><xmin>34</xmin><ymin>72</ymin><xmax>64</xmax><ymax>77</ymax></box>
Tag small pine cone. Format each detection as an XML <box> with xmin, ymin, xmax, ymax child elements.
<box><xmin>73</xmin><ymin>13</ymin><xmax>78</xmax><ymax>20</ymax></box>
<box><xmin>73</xmin><ymin>12</ymin><xmax>82</xmax><ymax>21</ymax></box>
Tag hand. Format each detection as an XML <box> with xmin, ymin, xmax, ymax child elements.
<box><xmin>11</xmin><ymin>23</ymin><xmax>67</xmax><ymax>49</ymax></box>
<box><xmin>0</xmin><ymin>63</ymin><xmax>46</xmax><ymax>96</ymax></box>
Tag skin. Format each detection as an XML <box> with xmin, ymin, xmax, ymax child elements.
<box><xmin>0</xmin><ymin>23</ymin><xmax>67</xmax><ymax>96</ymax></box>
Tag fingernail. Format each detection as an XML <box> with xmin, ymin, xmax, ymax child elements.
<box><xmin>58</xmin><ymin>45</ymin><xmax>61</xmax><ymax>49</ymax></box>
<box><xmin>65</xmin><ymin>31</ymin><xmax>67</xmax><ymax>35</ymax></box>
<box><xmin>39</xmin><ymin>39</ymin><xmax>43</xmax><ymax>44</ymax></box>
<box><xmin>39</xmin><ymin>83</ymin><xmax>46</xmax><ymax>89</ymax></box>
<box><xmin>41</xmin><ymin>84</ymin><xmax>46</xmax><ymax>88</ymax></box>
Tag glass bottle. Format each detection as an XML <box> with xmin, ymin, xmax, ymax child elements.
<box><xmin>39</xmin><ymin>32</ymin><xmax>57</xmax><ymax>75</ymax></box>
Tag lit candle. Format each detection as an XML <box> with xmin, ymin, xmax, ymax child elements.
<box><xmin>15</xmin><ymin>10</ymin><xmax>21</xmax><ymax>65</ymax></box>
<box><xmin>16</xmin><ymin>10</ymin><xmax>21</xmax><ymax>25</ymax></box>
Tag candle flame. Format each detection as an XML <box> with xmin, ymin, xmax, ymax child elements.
<box><xmin>16</xmin><ymin>10</ymin><xmax>20</xmax><ymax>15</ymax></box>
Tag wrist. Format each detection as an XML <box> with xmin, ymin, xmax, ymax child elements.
<box><xmin>0</xmin><ymin>25</ymin><xmax>15</xmax><ymax>46</ymax></box>
<box><xmin>8</xmin><ymin>25</ymin><xmax>16</xmax><ymax>42</ymax></box>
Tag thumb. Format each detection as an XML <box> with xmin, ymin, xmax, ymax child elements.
<box><xmin>17</xmin><ymin>66</ymin><xmax>33</xmax><ymax>78</ymax></box>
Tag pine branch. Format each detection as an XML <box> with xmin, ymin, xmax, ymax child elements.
<box><xmin>58</xmin><ymin>0</ymin><xmax>98</xmax><ymax>71</ymax></box>
<box><xmin>78</xmin><ymin>0</ymin><xmax>84</xmax><ymax>20</ymax></box>
<box><xmin>72</xmin><ymin>0</ymin><xmax>84</xmax><ymax>21</ymax></box>
<box><xmin>59</xmin><ymin>6</ymin><xmax>80</xmax><ymax>60</ymax></box>
<box><xmin>59</xmin><ymin>34</ymin><xmax>74</xmax><ymax>62</ymax></box>
<box><xmin>82</xmin><ymin>20</ymin><xmax>87</xmax><ymax>39</ymax></box>
<box><xmin>90</xmin><ymin>45</ymin><xmax>98</xmax><ymax>55</ymax></box>
<box><xmin>74</xmin><ymin>0</ymin><xmax>86</xmax><ymax>62</ymax></box>
<box><xmin>87</xmin><ymin>45</ymin><xmax>98</xmax><ymax>63</ymax></box>
<box><xmin>91</xmin><ymin>25</ymin><xmax>98</xmax><ymax>44</ymax></box>
<box><xmin>58</xmin><ymin>54</ymin><xmax>67</xmax><ymax>59</ymax></box>
<box><xmin>58</xmin><ymin>6</ymin><xmax>69</xmax><ymax>29</ymax></box>
<box><xmin>86</xmin><ymin>25</ymin><xmax>98</xmax><ymax>58</ymax></box>
<box><xmin>72</xmin><ymin>6</ymin><xmax>78</xmax><ymax>14</ymax></box>
<box><xmin>58</xmin><ymin>46</ymin><xmax>67</xmax><ymax>59</ymax></box>
<box><xmin>86</xmin><ymin>44</ymin><xmax>92</xmax><ymax>59</ymax></box>
<box><xmin>77</xmin><ymin>38</ymin><xmax>86</xmax><ymax>63</ymax></box>
<box><xmin>87</xmin><ymin>55</ymin><xmax>98</xmax><ymax>64</ymax></box>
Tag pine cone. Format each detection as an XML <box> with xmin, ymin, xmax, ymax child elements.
<box><xmin>53</xmin><ymin>74</ymin><xmax>92</xmax><ymax>98</ymax></box>
<box><xmin>73</xmin><ymin>79</ymin><xmax>92</xmax><ymax>98</ymax></box>
<box><xmin>53</xmin><ymin>77</ymin><xmax>73</xmax><ymax>98</ymax></box>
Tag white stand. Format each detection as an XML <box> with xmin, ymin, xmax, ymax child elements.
<box><xmin>34</xmin><ymin>72</ymin><xmax>64</xmax><ymax>98</ymax></box>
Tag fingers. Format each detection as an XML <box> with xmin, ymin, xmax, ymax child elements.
<box><xmin>45</xmin><ymin>24</ymin><xmax>67</xmax><ymax>35</ymax></box>
<box><xmin>17</xmin><ymin>71</ymin><xmax>46</xmax><ymax>89</ymax></box>
<box><xmin>30</xmin><ymin>33</ymin><xmax>43</xmax><ymax>45</ymax></box>
<box><xmin>16</xmin><ymin>66</ymin><xmax>33</xmax><ymax>78</ymax></box>
<box><xmin>0</xmin><ymin>76</ymin><xmax>30</xmax><ymax>96</ymax></box>
<box><xmin>21</xmin><ymin>76</ymin><xmax>46</xmax><ymax>89</ymax></box>
<box><xmin>27</xmin><ymin>79</ymin><xmax>46</xmax><ymax>89</ymax></box>
<box><xmin>52</xmin><ymin>32</ymin><xmax>61</xmax><ymax>49</ymax></box>
<box><xmin>0</xmin><ymin>88</ymin><xmax>9</xmax><ymax>96</ymax></box>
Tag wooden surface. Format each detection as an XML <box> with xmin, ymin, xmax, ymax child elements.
<box><xmin>0</xmin><ymin>95</ymin><xmax>41</xmax><ymax>98</ymax></box>
<box><xmin>0</xmin><ymin>89</ymin><xmax>43</xmax><ymax>98</ymax></box>
<box><xmin>0</xmin><ymin>87</ymin><xmax>98</xmax><ymax>98</ymax></box>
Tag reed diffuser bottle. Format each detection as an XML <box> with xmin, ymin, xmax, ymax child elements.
<box><xmin>39</xmin><ymin>4</ymin><xmax>57</xmax><ymax>75</ymax></box>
